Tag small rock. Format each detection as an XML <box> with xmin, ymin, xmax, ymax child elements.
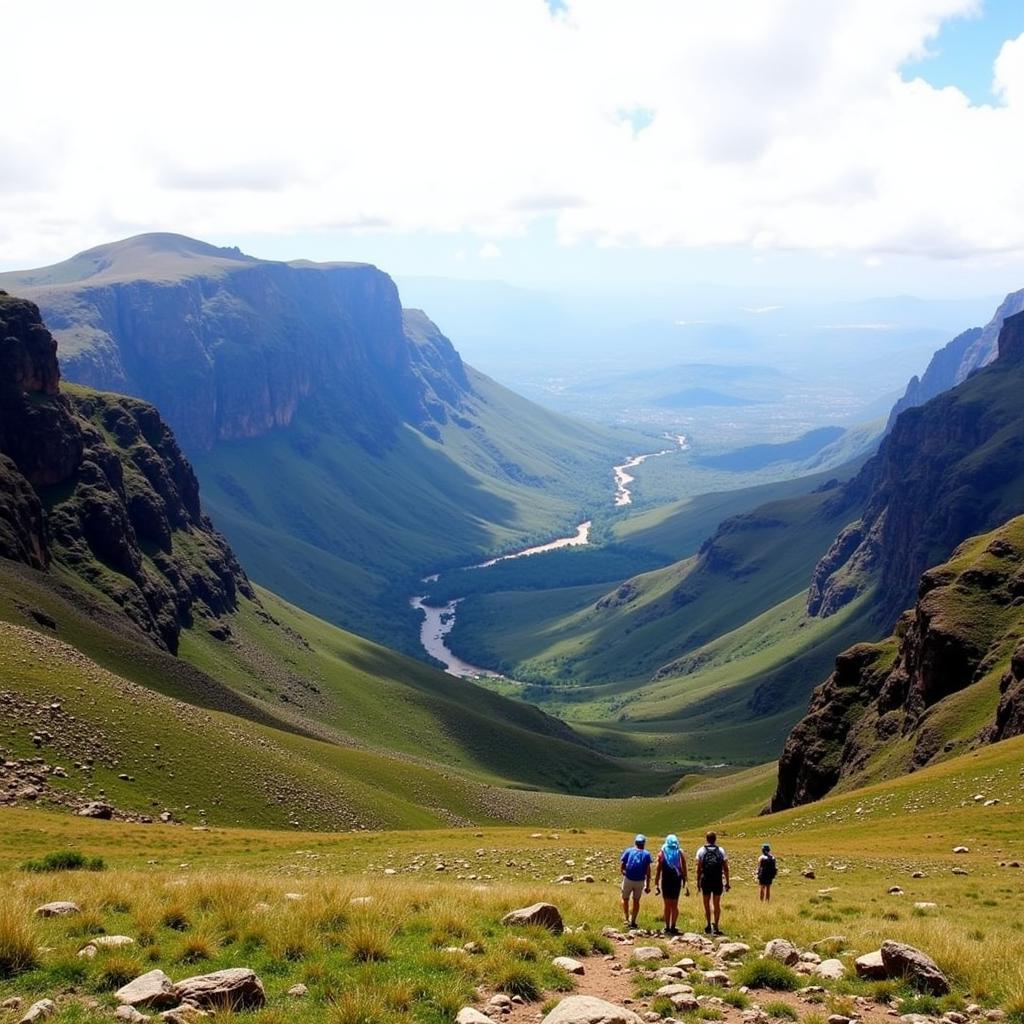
<box><xmin>953</xmin><ymin>846</ymin><xmax>969</xmax><ymax>854</ymax></box>
<box><xmin>159</xmin><ymin>1008</ymin><xmax>208</xmax><ymax>1024</ymax></box>
<box><xmin>952</xmin><ymin>867</ymin><xmax>968</xmax><ymax>876</ymax></box>
<box><xmin>541</xmin><ymin>995</ymin><xmax>642</xmax><ymax>1023</ymax></box>
<box><xmin>702</xmin><ymin>971</ymin><xmax>730</xmax><ymax>986</ymax></box>
<box><xmin>456</xmin><ymin>1010</ymin><xmax>494</xmax><ymax>1024</ymax></box>
<box><xmin>553</xmin><ymin>956</ymin><xmax>585</xmax><ymax>975</ymax></box>
<box><xmin>78</xmin><ymin>801</ymin><xmax>113</xmax><ymax>819</ymax></box>
<box><xmin>18</xmin><ymin>1000</ymin><xmax>55</xmax><ymax>1024</ymax></box>
<box><xmin>173</xmin><ymin>968</ymin><xmax>266</xmax><ymax>1010</ymax></box>
<box><xmin>911</xmin><ymin>871</ymin><xmax>925</xmax><ymax>879</ymax></box>
<box><xmin>116</xmin><ymin>970</ymin><xmax>177</xmax><ymax>1010</ymax></box>
<box><xmin>501</xmin><ymin>902</ymin><xmax>564</xmax><ymax>934</ymax></box>
<box><xmin>718</xmin><ymin>941</ymin><xmax>751</xmax><ymax>960</ymax></box>
<box><xmin>854</xmin><ymin>950</ymin><xmax>887</xmax><ymax>980</ymax></box>
<box><xmin>633</xmin><ymin>946</ymin><xmax>667</xmax><ymax>962</ymax></box>
<box><xmin>888</xmin><ymin>887</ymin><xmax>904</xmax><ymax>896</ymax></box>
<box><xmin>114</xmin><ymin>1007</ymin><xmax>150</xmax><ymax>1024</ymax></box>
<box><xmin>2</xmin><ymin>998</ymin><xmax>23</xmax><ymax>1011</ymax></box>
<box><xmin>764</xmin><ymin>938</ymin><xmax>800</xmax><ymax>965</ymax></box>
<box><xmin>815</xmin><ymin>959</ymin><xmax>846</xmax><ymax>980</ymax></box>
<box><xmin>802</xmin><ymin>869</ymin><xmax>816</xmax><ymax>879</ymax></box>
<box><xmin>913</xmin><ymin>902</ymin><xmax>937</xmax><ymax>910</ymax></box>
<box><xmin>34</xmin><ymin>901</ymin><xmax>80</xmax><ymax>917</ymax></box>
<box><xmin>287</xmin><ymin>984</ymin><xmax>308</xmax><ymax>998</ymax></box>
<box><xmin>827</xmin><ymin>1016</ymin><xmax>851</xmax><ymax>1024</ymax></box>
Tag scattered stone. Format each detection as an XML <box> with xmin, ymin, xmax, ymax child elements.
<box><xmin>287</xmin><ymin>984</ymin><xmax>308</xmax><ymax>998</ymax></box>
<box><xmin>501</xmin><ymin>902</ymin><xmax>564</xmax><ymax>934</ymax></box>
<box><xmin>653</xmin><ymin>966</ymin><xmax>684</xmax><ymax>980</ymax></box>
<box><xmin>854</xmin><ymin>950</ymin><xmax>888</xmax><ymax>980</ymax></box>
<box><xmin>116</xmin><ymin>970</ymin><xmax>178</xmax><ymax>1010</ymax></box>
<box><xmin>173</xmin><ymin>968</ymin><xmax>266</xmax><ymax>1010</ymax></box>
<box><xmin>718</xmin><ymin>941</ymin><xmax>751</xmax><ymax>960</ymax></box>
<box><xmin>2</xmin><ymin>999</ymin><xmax>23</xmax><ymax>1011</ymax></box>
<box><xmin>552</xmin><ymin>956</ymin><xmax>585</xmax><ymax>975</ymax></box>
<box><xmin>952</xmin><ymin>867</ymin><xmax>969</xmax><ymax>876</ymax></box>
<box><xmin>159</xmin><ymin>1008</ymin><xmax>207</xmax><ymax>1024</ymax></box>
<box><xmin>34</xmin><ymin>901</ymin><xmax>80</xmax><ymax>917</ymax></box>
<box><xmin>881</xmin><ymin>940</ymin><xmax>949</xmax><ymax>995</ymax></box>
<box><xmin>800</xmin><ymin>952</ymin><xmax>822</xmax><ymax>965</ymax></box>
<box><xmin>656</xmin><ymin>984</ymin><xmax>694</xmax><ymax>998</ymax></box>
<box><xmin>827</xmin><ymin>1015</ymin><xmax>851</xmax><ymax>1024</ymax></box>
<box><xmin>632</xmin><ymin>946</ymin><xmax>667</xmax><ymax>962</ymax></box>
<box><xmin>78</xmin><ymin>801</ymin><xmax>113</xmax><ymax>819</ymax></box>
<box><xmin>944</xmin><ymin>1013</ymin><xmax>969</xmax><ymax>1024</ymax></box>
<box><xmin>114</xmin><ymin>1007</ymin><xmax>150</xmax><ymax>1024</ymax></box>
<box><xmin>901</xmin><ymin>1015</ymin><xmax>933</xmax><ymax>1024</ymax></box>
<box><xmin>815</xmin><ymin>959</ymin><xmax>846</xmax><ymax>980</ymax></box>
<box><xmin>80</xmin><ymin>934</ymin><xmax>135</xmax><ymax>957</ymax></box>
<box><xmin>18</xmin><ymin>1000</ymin><xmax>55</xmax><ymax>1024</ymax></box>
<box><xmin>541</xmin><ymin>995</ymin><xmax>642</xmax><ymax>1024</ymax></box>
<box><xmin>764</xmin><ymin>938</ymin><xmax>800</xmax><ymax>965</ymax></box>
<box><xmin>702</xmin><ymin>971</ymin><xmax>730</xmax><ymax>986</ymax></box>
<box><xmin>953</xmin><ymin>846</ymin><xmax>969</xmax><ymax>854</ymax></box>
<box><xmin>888</xmin><ymin>887</ymin><xmax>904</xmax><ymax>896</ymax></box>
<box><xmin>911</xmin><ymin>871</ymin><xmax>926</xmax><ymax>879</ymax></box>
<box><xmin>802</xmin><ymin>869</ymin><xmax>816</xmax><ymax>879</ymax></box>
<box><xmin>985</xmin><ymin>1012</ymin><xmax>1006</xmax><ymax>1022</ymax></box>
<box><xmin>913</xmin><ymin>902</ymin><xmax>937</xmax><ymax>910</ymax></box>
<box><xmin>283</xmin><ymin>892</ymin><xmax>305</xmax><ymax>901</ymax></box>
<box><xmin>456</xmin><ymin>1009</ymin><xmax>494</xmax><ymax>1024</ymax></box>
<box><xmin>350</xmin><ymin>896</ymin><xmax>373</xmax><ymax>906</ymax></box>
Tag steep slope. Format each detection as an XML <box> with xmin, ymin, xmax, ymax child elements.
<box><xmin>772</xmin><ymin>515</ymin><xmax>1024</xmax><ymax>811</ymax></box>
<box><xmin>808</xmin><ymin>310</ymin><xmax>1024</xmax><ymax>628</ymax></box>
<box><xmin>1</xmin><ymin>235</ymin><xmax>640</xmax><ymax>645</ymax></box>
<box><xmin>887</xmin><ymin>286</ymin><xmax>1024</xmax><ymax>428</ymax></box>
<box><xmin>0</xmin><ymin>293</ymin><xmax>674</xmax><ymax>810</ymax></box>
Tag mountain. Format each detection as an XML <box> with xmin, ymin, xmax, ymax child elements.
<box><xmin>771</xmin><ymin>514</ymin><xmax>1024</xmax><ymax>811</ymax></box>
<box><xmin>808</xmin><ymin>310</ymin><xmax>1024</xmax><ymax>628</ymax></box>
<box><xmin>0</xmin><ymin>293</ymin><xmax>674</xmax><ymax>827</ymax></box>
<box><xmin>886</xmin><ymin>287</ymin><xmax>1024</xmax><ymax>429</ymax></box>
<box><xmin>1</xmin><ymin>234</ymin><xmax>642</xmax><ymax>645</ymax></box>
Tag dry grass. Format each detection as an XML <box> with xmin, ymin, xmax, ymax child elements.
<box><xmin>0</xmin><ymin>898</ymin><xmax>39</xmax><ymax>978</ymax></box>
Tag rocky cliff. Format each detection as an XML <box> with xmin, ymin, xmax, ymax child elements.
<box><xmin>0</xmin><ymin>234</ymin><xmax>474</xmax><ymax>453</ymax></box>
<box><xmin>772</xmin><ymin>515</ymin><xmax>1024</xmax><ymax>810</ymax></box>
<box><xmin>0</xmin><ymin>292</ymin><xmax>252</xmax><ymax>652</ymax></box>
<box><xmin>887</xmin><ymin>287</ymin><xmax>1024</xmax><ymax>429</ymax></box>
<box><xmin>807</xmin><ymin>310</ymin><xmax>1024</xmax><ymax>628</ymax></box>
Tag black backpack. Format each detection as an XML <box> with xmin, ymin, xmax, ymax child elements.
<box><xmin>702</xmin><ymin>844</ymin><xmax>723</xmax><ymax>884</ymax></box>
<box><xmin>760</xmin><ymin>854</ymin><xmax>777</xmax><ymax>882</ymax></box>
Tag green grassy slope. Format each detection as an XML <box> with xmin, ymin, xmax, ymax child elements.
<box><xmin>194</xmin><ymin>366</ymin><xmax>646</xmax><ymax>649</ymax></box>
<box><xmin>0</xmin><ymin>556</ymin><xmax>673</xmax><ymax>806</ymax></box>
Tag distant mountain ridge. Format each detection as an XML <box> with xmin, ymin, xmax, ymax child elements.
<box><xmin>887</xmin><ymin>287</ymin><xmax>1024</xmax><ymax>429</ymax></box>
<box><xmin>1</xmin><ymin>234</ymin><xmax>640</xmax><ymax>644</ymax></box>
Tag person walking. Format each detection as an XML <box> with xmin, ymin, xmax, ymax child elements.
<box><xmin>619</xmin><ymin>833</ymin><xmax>652</xmax><ymax>929</ymax></box>
<box><xmin>757</xmin><ymin>843</ymin><xmax>777</xmax><ymax>902</ymax></box>
<box><xmin>695</xmin><ymin>831</ymin><xmax>730</xmax><ymax>935</ymax></box>
<box><xmin>654</xmin><ymin>833</ymin><xmax>688</xmax><ymax>934</ymax></box>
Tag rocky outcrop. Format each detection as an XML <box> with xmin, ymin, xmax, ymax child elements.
<box><xmin>0</xmin><ymin>293</ymin><xmax>251</xmax><ymax>652</ymax></box>
<box><xmin>1</xmin><ymin>235</ymin><xmax>475</xmax><ymax>454</ymax></box>
<box><xmin>772</xmin><ymin>515</ymin><xmax>1024</xmax><ymax>810</ymax></box>
<box><xmin>807</xmin><ymin>310</ymin><xmax>1024</xmax><ymax>628</ymax></box>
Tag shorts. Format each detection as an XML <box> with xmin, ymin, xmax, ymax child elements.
<box><xmin>661</xmin><ymin>874</ymin><xmax>682</xmax><ymax>900</ymax></box>
<box><xmin>621</xmin><ymin>876</ymin><xmax>645</xmax><ymax>900</ymax></box>
<box><xmin>700</xmin><ymin>880</ymin><xmax>724</xmax><ymax>897</ymax></box>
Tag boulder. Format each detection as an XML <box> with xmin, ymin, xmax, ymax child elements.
<box><xmin>702</xmin><ymin>971</ymin><xmax>730</xmax><ymax>986</ymax></box>
<box><xmin>173</xmin><ymin>968</ymin><xmax>266</xmax><ymax>1010</ymax></box>
<box><xmin>632</xmin><ymin>946</ymin><xmax>667</xmax><ymax>962</ymax></box>
<box><xmin>542</xmin><ymin>996</ymin><xmax>643</xmax><ymax>1024</ymax></box>
<box><xmin>501</xmin><ymin>902</ymin><xmax>564</xmax><ymax>934</ymax></box>
<box><xmin>880</xmin><ymin>940</ymin><xmax>949</xmax><ymax>995</ymax></box>
<box><xmin>116</xmin><ymin>970</ymin><xmax>177</xmax><ymax>1010</ymax></box>
<box><xmin>34</xmin><ymin>901</ymin><xmax>80</xmax><ymax>917</ymax></box>
<box><xmin>78</xmin><ymin>801</ymin><xmax>113</xmax><ymax>819</ymax></box>
<box><xmin>718</xmin><ymin>942</ymin><xmax>751</xmax><ymax>960</ymax></box>
<box><xmin>764</xmin><ymin>939</ymin><xmax>800</xmax><ymax>965</ymax></box>
<box><xmin>18</xmin><ymin>1001</ymin><xmax>55</xmax><ymax>1024</ymax></box>
<box><xmin>854</xmin><ymin>950</ymin><xmax>887</xmax><ymax>980</ymax></box>
<box><xmin>457</xmin><ymin>1010</ymin><xmax>494</xmax><ymax>1024</ymax></box>
<box><xmin>815</xmin><ymin>959</ymin><xmax>846</xmax><ymax>980</ymax></box>
<box><xmin>553</xmin><ymin>956</ymin><xmax>585</xmax><ymax>975</ymax></box>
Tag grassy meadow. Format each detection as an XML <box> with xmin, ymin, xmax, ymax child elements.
<box><xmin>1</xmin><ymin>736</ymin><xmax>1022</xmax><ymax>1024</ymax></box>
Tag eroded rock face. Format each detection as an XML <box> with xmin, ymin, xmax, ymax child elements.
<box><xmin>0</xmin><ymin>293</ymin><xmax>252</xmax><ymax>653</ymax></box>
<box><xmin>772</xmin><ymin>514</ymin><xmax>1024</xmax><ymax>811</ymax></box>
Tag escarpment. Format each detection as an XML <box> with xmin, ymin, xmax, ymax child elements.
<box><xmin>772</xmin><ymin>515</ymin><xmax>1024</xmax><ymax>811</ymax></box>
<box><xmin>0</xmin><ymin>292</ymin><xmax>251</xmax><ymax>652</ymax></box>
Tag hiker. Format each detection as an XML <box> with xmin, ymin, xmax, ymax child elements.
<box><xmin>619</xmin><ymin>833</ymin><xmax>652</xmax><ymax>929</ymax></box>
<box><xmin>757</xmin><ymin>842</ymin><xmax>777</xmax><ymax>902</ymax></box>
<box><xmin>654</xmin><ymin>833</ymin><xmax>688</xmax><ymax>934</ymax></box>
<box><xmin>695</xmin><ymin>830</ymin><xmax>730</xmax><ymax>935</ymax></box>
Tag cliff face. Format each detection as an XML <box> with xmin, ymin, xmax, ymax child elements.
<box><xmin>886</xmin><ymin>287</ymin><xmax>1024</xmax><ymax>429</ymax></box>
<box><xmin>0</xmin><ymin>292</ymin><xmax>252</xmax><ymax>652</ymax></box>
<box><xmin>2</xmin><ymin>235</ymin><xmax>474</xmax><ymax>453</ymax></box>
<box><xmin>807</xmin><ymin>310</ymin><xmax>1024</xmax><ymax>628</ymax></box>
<box><xmin>772</xmin><ymin>515</ymin><xmax>1024</xmax><ymax>811</ymax></box>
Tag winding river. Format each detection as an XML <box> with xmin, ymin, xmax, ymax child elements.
<box><xmin>411</xmin><ymin>434</ymin><xmax>687</xmax><ymax>677</ymax></box>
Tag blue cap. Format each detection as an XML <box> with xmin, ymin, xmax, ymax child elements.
<box><xmin>635</xmin><ymin>834</ymin><xmax>646</xmax><ymax>844</ymax></box>
<box><xmin>762</xmin><ymin>843</ymin><xmax>771</xmax><ymax>852</ymax></box>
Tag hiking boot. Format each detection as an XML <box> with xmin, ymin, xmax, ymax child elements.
<box><xmin>704</xmin><ymin>923</ymin><xmax>712</xmax><ymax>934</ymax></box>
<box><xmin>629</xmin><ymin>919</ymin><xmax>637</xmax><ymax>929</ymax></box>
<box><xmin>713</xmin><ymin>924</ymin><xmax>723</xmax><ymax>935</ymax></box>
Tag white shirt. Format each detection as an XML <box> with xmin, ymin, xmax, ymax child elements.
<box><xmin>696</xmin><ymin>844</ymin><xmax>728</xmax><ymax>863</ymax></box>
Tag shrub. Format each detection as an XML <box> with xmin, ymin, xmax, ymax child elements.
<box><xmin>176</xmin><ymin>932</ymin><xmax>219</xmax><ymax>964</ymax></box>
<box><xmin>764</xmin><ymin>1000</ymin><xmax>799</xmax><ymax>1020</ymax></box>
<box><xmin>94</xmin><ymin>953</ymin><xmax>145</xmax><ymax>990</ymax></box>
<box><xmin>0</xmin><ymin>900</ymin><xmax>39</xmax><ymax>978</ymax></box>
<box><xmin>22</xmin><ymin>850</ymin><xmax>105</xmax><ymax>873</ymax></box>
<box><xmin>490</xmin><ymin>962</ymin><xmax>542</xmax><ymax>999</ymax></box>
<box><xmin>723</xmin><ymin>990</ymin><xmax>751</xmax><ymax>1009</ymax></box>
<box><xmin>901</xmin><ymin>995</ymin><xmax>941</xmax><ymax>1017</ymax></box>
<box><xmin>161</xmin><ymin>905</ymin><xmax>190</xmax><ymax>931</ymax></box>
<box><xmin>735</xmin><ymin>959</ymin><xmax>800</xmax><ymax>991</ymax></box>
<box><xmin>328</xmin><ymin>986</ymin><xmax>399</xmax><ymax>1024</ymax></box>
<box><xmin>651</xmin><ymin>997</ymin><xmax>675</xmax><ymax>1017</ymax></box>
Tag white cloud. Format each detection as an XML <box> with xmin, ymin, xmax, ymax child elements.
<box><xmin>478</xmin><ymin>242</ymin><xmax>502</xmax><ymax>260</ymax></box>
<box><xmin>2</xmin><ymin>0</ymin><xmax>1023</xmax><ymax>267</ymax></box>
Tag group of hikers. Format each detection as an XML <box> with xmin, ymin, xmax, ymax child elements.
<box><xmin>619</xmin><ymin>831</ymin><xmax>777</xmax><ymax>935</ymax></box>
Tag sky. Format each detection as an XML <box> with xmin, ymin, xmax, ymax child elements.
<box><xmin>4</xmin><ymin>0</ymin><xmax>1024</xmax><ymax>299</ymax></box>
